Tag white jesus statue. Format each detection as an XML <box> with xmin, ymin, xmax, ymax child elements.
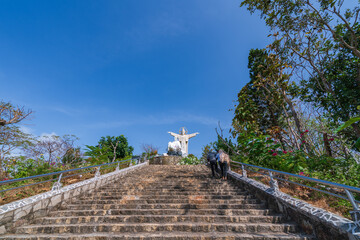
<box><xmin>168</xmin><ymin>127</ymin><xmax>199</xmax><ymax>156</ymax></box>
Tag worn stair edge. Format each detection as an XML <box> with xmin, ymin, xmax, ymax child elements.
<box><xmin>16</xmin><ymin>222</ymin><xmax>300</xmax><ymax>234</ymax></box>
<box><xmin>1</xmin><ymin>232</ymin><xmax>315</xmax><ymax>240</ymax></box>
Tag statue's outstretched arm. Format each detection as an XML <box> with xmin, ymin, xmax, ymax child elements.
<box><xmin>168</xmin><ymin>132</ymin><xmax>180</xmax><ymax>137</ymax></box>
<box><xmin>188</xmin><ymin>132</ymin><xmax>199</xmax><ymax>138</ymax></box>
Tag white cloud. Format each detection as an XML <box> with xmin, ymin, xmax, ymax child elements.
<box><xmin>19</xmin><ymin>125</ymin><xmax>34</xmax><ymax>135</ymax></box>
<box><xmin>125</xmin><ymin>12</ymin><xmax>188</xmax><ymax>51</ymax></box>
<box><xmin>39</xmin><ymin>132</ymin><xmax>58</xmax><ymax>140</ymax></box>
<box><xmin>50</xmin><ymin>106</ymin><xmax>83</xmax><ymax>116</ymax></box>
<box><xmin>148</xmin><ymin>13</ymin><xmax>188</xmax><ymax>37</ymax></box>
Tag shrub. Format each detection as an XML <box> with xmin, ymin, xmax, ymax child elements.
<box><xmin>180</xmin><ymin>154</ymin><xmax>202</xmax><ymax>165</ymax></box>
<box><xmin>7</xmin><ymin>156</ymin><xmax>62</xmax><ymax>179</ymax></box>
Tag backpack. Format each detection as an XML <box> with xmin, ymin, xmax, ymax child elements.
<box><xmin>207</xmin><ymin>152</ymin><xmax>216</xmax><ymax>162</ymax></box>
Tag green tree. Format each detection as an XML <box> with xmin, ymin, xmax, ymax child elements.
<box><xmin>84</xmin><ymin>145</ymin><xmax>111</xmax><ymax>165</ymax></box>
<box><xmin>200</xmin><ymin>144</ymin><xmax>211</xmax><ymax>163</ymax></box>
<box><xmin>239</xmin><ymin>49</ymin><xmax>289</xmax><ymax>148</ymax></box>
<box><xmin>62</xmin><ymin>147</ymin><xmax>83</xmax><ymax>167</ymax></box>
<box><xmin>240</xmin><ymin>0</ymin><xmax>360</xmax><ymax>139</ymax></box>
<box><xmin>212</xmin><ymin>135</ymin><xmax>236</xmax><ymax>156</ymax></box>
<box><xmin>0</xmin><ymin>126</ymin><xmax>32</xmax><ymax>179</ymax></box>
<box><xmin>0</xmin><ymin>101</ymin><xmax>32</xmax><ymax>126</ymax></box>
<box><xmin>298</xmin><ymin>28</ymin><xmax>360</xmax><ymax>147</ymax></box>
<box><xmin>0</xmin><ymin>101</ymin><xmax>32</xmax><ymax>179</ymax></box>
<box><xmin>23</xmin><ymin>134</ymin><xmax>80</xmax><ymax>164</ymax></box>
<box><xmin>141</xmin><ymin>144</ymin><xmax>158</xmax><ymax>157</ymax></box>
<box><xmin>86</xmin><ymin>135</ymin><xmax>134</xmax><ymax>164</ymax></box>
<box><xmin>233</xmin><ymin>49</ymin><xmax>312</xmax><ymax>152</ymax></box>
<box><xmin>240</xmin><ymin>0</ymin><xmax>360</xmax><ymax>59</ymax></box>
<box><xmin>99</xmin><ymin>135</ymin><xmax>134</xmax><ymax>161</ymax></box>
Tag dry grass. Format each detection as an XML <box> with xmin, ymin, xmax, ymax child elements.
<box><xmin>232</xmin><ymin>167</ymin><xmax>352</xmax><ymax>219</ymax></box>
<box><xmin>0</xmin><ymin>163</ymin><xmax>130</xmax><ymax>206</ymax></box>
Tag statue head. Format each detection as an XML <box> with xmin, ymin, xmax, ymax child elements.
<box><xmin>179</xmin><ymin>127</ymin><xmax>188</xmax><ymax>135</ymax></box>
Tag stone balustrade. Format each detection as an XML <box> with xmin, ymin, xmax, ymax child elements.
<box><xmin>0</xmin><ymin>162</ymin><xmax>148</xmax><ymax>234</ymax></box>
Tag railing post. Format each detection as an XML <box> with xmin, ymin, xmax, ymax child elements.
<box><xmin>51</xmin><ymin>173</ymin><xmax>63</xmax><ymax>191</ymax></box>
<box><xmin>269</xmin><ymin>171</ymin><xmax>279</xmax><ymax>191</ymax></box>
<box><xmin>345</xmin><ymin>189</ymin><xmax>360</xmax><ymax>227</ymax></box>
<box><xmin>129</xmin><ymin>159</ymin><xmax>133</xmax><ymax>167</ymax></box>
<box><xmin>95</xmin><ymin>167</ymin><xmax>101</xmax><ymax>178</ymax></box>
<box><xmin>241</xmin><ymin>165</ymin><xmax>247</xmax><ymax>178</ymax></box>
<box><xmin>115</xmin><ymin>163</ymin><xmax>120</xmax><ymax>171</ymax></box>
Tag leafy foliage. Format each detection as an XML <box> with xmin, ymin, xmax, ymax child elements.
<box><xmin>6</xmin><ymin>156</ymin><xmax>62</xmax><ymax>179</ymax></box>
<box><xmin>336</xmin><ymin>117</ymin><xmax>360</xmax><ymax>133</ymax></box>
<box><xmin>99</xmin><ymin>135</ymin><xmax>134</xmax><ymax>161</ymax></box>
<box><xmin>179</xmin><ymin>154</ymin><xmax>202</xmax><ymax>165</ymax></box>
<box><xmin>216</xmin><ymin>0</ymin><xmax>360</xmax><ymax>192</ymax></box>
<box><xmin>61</xmin><ymin>147</ymin><xmax>83</xmax><ymax>167</ymax></box>
<box><xmin>141</xmin><ymin>144</ymin><xmax>158</xmax><ymax>158</ymax></box>
<box><xmin>0</xmin><ymin>101</ymin><xmax>33</xmax><ymax>178</ymax></box>
<box><xmin>200</xmin><ymin>144</ymin><xmax>211</xmax><ymax>164</ymax></box>
<box><xmin>85</xmin><ymin>135</ymin><xmax>134</xmax><ymax>165</ymax></box>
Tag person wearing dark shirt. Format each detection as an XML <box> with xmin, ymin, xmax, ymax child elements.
<box><xmin>207</xmin><ymin>151</ymin><xmax>217</xmax><ymax>178</ymax></box>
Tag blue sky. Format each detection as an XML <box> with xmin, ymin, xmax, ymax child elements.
<box><xmin>0</xmin><ymin>0</ymin><xmax>270</xmax><ymax>157</ymax></box>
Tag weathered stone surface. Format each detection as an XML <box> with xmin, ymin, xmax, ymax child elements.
<box><xmin>0</xmin><ymin>226</ymin><xmax>5</xmax><ymax>235</ymax></box>
<box><xmin>32</xmin><ymin>201</ymin><xmax>42</xmax><ymax>213</ymax></box>
<box><xmin>14</xmin><ymin>205</ymin><xmax>32</xmax><ymax>221</ymax></box>
<box><xmin>1</xmin><ymin>163</ymin><xmax>355</xmax><ymax>239</ymax></box>
<box><xmin>0</xmin><ymin>210</ymin><xmax>12</xmax><ymax>224</ymax></box>
<box><xmin>33</xmin><ymin>209</ymin><xmax>47</xmax><ymax>218</ymax></box>
<box><xmin>0</xmin><ymin>165</ymin><xmax>314</xmax><ymax>239</ymax></box>
<box><xmin>227</xmin><ymin>170</ymin><xmax>359</xmax><ymax>240</ymax></box>
<box><xmin>149</xmin><ymin>155</ymin><xmax>182</xmax><ymax>165</ymax></box>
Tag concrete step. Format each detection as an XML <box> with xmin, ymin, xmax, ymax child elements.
<box><xmin>98</xmin><ymin>182</ymin><xmax>238</xmax><ymax>186</ymax></box>
<box><xmin>50</xmin><ymin>208</ymin><xmax>274</xmax><ymax>217</ymax></box>
<box><xmin>15</xmin><ymin>222</ymin><xmax>299</xmax><ymax>234</ymax></box>
<box><xmin>91</xmin><ymin>189</ymin><xmax>246</xmax><ymax>194</ymax></box>
<box><xmin>34</xmin><ymin>214</ymin><xmax>284</xmax><ymax>225</ymax></box>
<box><xmin>71</xmin><ymin>198</ymin><xmax>260</xmax><ymax>205</ymax></box>
<box><xmin>90</xmin><ymin>189</ymin><xmax>249</xmax><ymax>194</ymax></box>
<box><xmin>2</xmin><ymin>232</ymin><xmax>315</xmax><ymax>240</ymax></box>
<box><xmin>64</xmin><ymin>203</ymin><xmax>267</xmax><ymax>210</ymax></box>
<box><xmin>83</xmin><ymin>191</ymin><xmax>250</xmax><ymax>198</ymax></box>
<box><xmin>1</xmin><ymin>165</ymin><xmax>313</xmax><ymax>239</ymax></box>
<box><xmin>98</xmin><ymin>185</ymin><xmax>241</xmax><ymax>190</ymax></box>
<box><xmin>79</xmin><ymin>194</ymin><xmax>252</xmax><ymax>200</ymax></box>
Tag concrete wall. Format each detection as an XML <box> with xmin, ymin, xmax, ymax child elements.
<box><xmin>0</xmin><ymin>162</ymin><xmax>149</xmax><ymax>234</ymax></box>
<box><xmin>228</xmin><ymin>170</ymin><xmax>360</xmax><ymax>240</ymax></box>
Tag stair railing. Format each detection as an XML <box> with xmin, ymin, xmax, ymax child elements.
<box><xmin>0</xmin><ymin>158</ymin><xmax>142</xmax><ymax>198</ymax></box>
<box><xmin>230</xmin><ymin>160</ymin><xmax>360</xmax><ymax>225</ymax></box>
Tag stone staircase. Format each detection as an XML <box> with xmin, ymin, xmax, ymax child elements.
<box><xmin>2</xmin><ymin>165</ymin><xmax>314</xmax><ymax>239</ymax></box>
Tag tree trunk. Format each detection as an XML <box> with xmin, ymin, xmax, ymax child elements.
<box><xmin>322</xmin><ymin>133</ymin><xmax>332</xmax><ymax>157</ymax></box>
<box><xmin>0</xmin><ymin>160</ymin><xmax>3</xmax><ymax>180</ymax></box>
<box><xmin>112</xmin><ymin>140</ymin><xmax>120</xmax><ymax>162</ymax></box>
<box><xmin>112</xmin><ymin>147</ymin><xmax>117</xmax><ymax>162</ymax></box>
<box><xmin>282</xmin><ymin>91</ymin><xmax>313</xmax><ymax>154</ymax></box>
<box><xmin>277</xmin><ymin>133</ymin><xmax>287</xmax><ymax>151</ymax></box>
<box><xmin>282</xmin><ymin>104</ymin><xmax>300</xmax><ymax>150</ymax></box>
<box><xmin>342</xmin><ymin>145</ymin><xmax>350</xmax><ymax>159</ymax></box>
<box><xmin>267</xmin><ymin>102</ymin><xmax>286</xmax><ymax>151</ymax></box>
